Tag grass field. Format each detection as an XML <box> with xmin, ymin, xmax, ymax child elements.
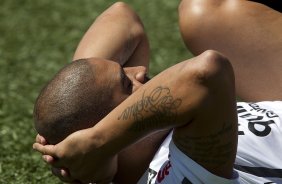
<box><xmin>0</xmin><ymin>0</ymin><xmax>193</xmax><ymax>183</ymax></box>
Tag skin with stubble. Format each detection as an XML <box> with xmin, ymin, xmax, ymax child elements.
<box><xmin>34</xmin><ymin>55</ymin><xmax>154</xmax><ymax>145</ymax></box>
<box><xmin>34</xmin><ymin>59</ymin><xmax>115</xmax><ymax>144</ymax></box>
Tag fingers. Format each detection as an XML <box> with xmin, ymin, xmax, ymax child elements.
<box><xmin>42</xmin><ymin>155</ymin><xmax>55</xmax><ymax>164</ymax></box>
<box><xmin>51</xmin><ymin>168</ymin><xmax>83</xmax><ymax>184</ymax></box>
<box><xmin>35</xmin><ymin>134</ymin><xmax>48</xmax><ymax>145</ymax></box>
<box><xmin>33</xmin><ymin>136</ymin><xmax>82</xmax><ymax>183</ymax></box>
<box><xmin>33</xmin><ymin>143</ymin><xmax>65</xmax><ymax>168</ymax></box>
<box><xmin>51</xmin><ymin>167</ymin><xmax>75</xmax><ymax>183</ymax></box>
<box><xmin>35</xmin><ymin>134</ymin><xmax>41</xmax><ymax>143</ymax></box>
<box><xmin>33</xmin><ymin>143</ymin><xmax>55</xmax><ymax>156</ymax></box>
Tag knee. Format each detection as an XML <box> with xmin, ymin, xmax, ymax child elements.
<box><xmin>178</xmin><ymin>0</ymin><xmax>229</xmax><ymax>42</ymax></box>
<box><xmin>178</xmin><ymin>0</ymin><xmax>227</xmax><ymax>21</ymax></box>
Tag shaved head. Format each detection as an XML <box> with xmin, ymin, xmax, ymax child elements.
<box><xmin>34</xmin><ymin>59</ymin><xmax>113</xmax><ymax>144</ymax></box>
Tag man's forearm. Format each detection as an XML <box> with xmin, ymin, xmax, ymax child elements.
<box><xmin>90</xmin><ymin>59</ymin><xmax>196</xmax><ymax>154</ymax></box>
<box><xmin>90</xmin><ymin>51</ymin><xmax>238</xmax><ymax>179</ymax></box>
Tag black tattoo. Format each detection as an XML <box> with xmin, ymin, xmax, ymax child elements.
<box><xmin>118</xmin><ymin>86</ymin><xmax>182</xmax><ymax>131</ymax></box>
<box><xmin>175</xmin><ymin>121</ymin><xmax>237</xmax><ymax>167</ymax></box>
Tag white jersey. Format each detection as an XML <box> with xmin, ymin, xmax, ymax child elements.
<box><xmin>236</xmin><ymin>101</ymin><xmax>282</xmax><ymax>183</ymax></box>
<box><xmin>137</xmin><ymin>101</ymin><xmax>282</xmax><ymax>184</ymax></box>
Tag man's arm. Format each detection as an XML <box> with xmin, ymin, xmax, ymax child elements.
<box><xmin>71</xmin><ymin>3</ymin><xmax>153</xmax><ymax>182</ymax></box>
<box><xmin>34</xmin><ymin>3</ymin><xmax>150</xmax><ymax>182</ymax></box>
<box><xmin>33</xmin><ymin>50</ymin><xmax>238</xmax><ymax>182</ymax></box>
<box><xmin>94</xmin><ymin>50</ymin><xmax>238</xmax><ymax>178</ymax></box>
<box><xmin>72</xmin><ymin>2</ymin><xmax>150</xmax><ymax>69</ymax></box>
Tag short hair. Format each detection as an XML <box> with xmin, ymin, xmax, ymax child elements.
<box><xmin>34</xmin><ymin>59</ymin><xmax>113</xmax><ymax>144</ymax></box>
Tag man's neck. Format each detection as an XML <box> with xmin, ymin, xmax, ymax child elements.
<box><xmin>113</xmin><ymin>129</ymin><xmax>171</xmax><ymax>183</ymax></box>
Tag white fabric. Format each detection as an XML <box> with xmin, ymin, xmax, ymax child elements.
<box><xmin>137</xmin><ymin>101</ymin><xmax>282</xmax><ymax>184</ymax></box>
<box><xmin>137</xmin><ymin>132</ymin><xmax>173</xmax><ymax>184</ymax></box>
<box><xmin>138</xmin><ymin>132</ymin><xmax>239</xmax><ymax>184</ymax></box>
<box><xmin>235</xmin><ymin>101</ymin><xmax>282</xmax><ymax>183</ymax></box>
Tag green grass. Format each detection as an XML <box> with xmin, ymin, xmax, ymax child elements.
<box><xmin>0</xmin><ymin>0</ymin><xmax>192</xmax><ymax>183</ymax></box>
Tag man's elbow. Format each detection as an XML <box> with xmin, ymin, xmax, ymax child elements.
<box><xmin>182</xmin><ymin>50</ymin><xmax>235</xmax><ymax>92</ymax></box>
<box><xmin>108</xmin><ymin>2</ymin><xmax>144</xmax><ymax>29</ymax></box>
<box><xmin>102</xmin><ymin>2</ymin><xmax>145</xmax><ymax>39</ymax></box>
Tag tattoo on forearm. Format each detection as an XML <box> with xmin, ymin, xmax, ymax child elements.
<box><xmin>175</xmin><ymin>121</ymin><xmax>237</xmax><ymax>167</ymax></box>
<box><xmin>118</xmin><ymin>86</ymin><xmax>182</xmax><ymax>131</ymax></box>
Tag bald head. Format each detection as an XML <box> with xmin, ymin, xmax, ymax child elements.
<box><xmin>34</xmin><ymin>59</ymin><xmax>113</xmax><ymax>144</ymax></box>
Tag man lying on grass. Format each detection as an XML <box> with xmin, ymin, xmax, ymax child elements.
<box><xmin>33</xmin><ymin>1</ymin><xmax>282</xmax><ymax>183</ymax></box>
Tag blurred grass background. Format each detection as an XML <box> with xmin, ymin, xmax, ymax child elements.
<box><xmin>0</xmin><ymin>0</ymin><xmax>192</xmax><ymax>183</ymax></box>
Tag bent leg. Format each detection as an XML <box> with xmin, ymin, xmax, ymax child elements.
<box><xmin>179</xmin><ymin>0</ymin><xmax>282</xmax><ymax>101</ymax></box>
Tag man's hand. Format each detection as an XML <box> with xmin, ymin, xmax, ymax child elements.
<box><xmin>34</xmin><ymin>134</ymin><xmax>74</xmax><ymax>183</ymax></box>
<box><xmin>33</xmin><ymin>128</ymin><xmax>118</xmax><ymax>183</ymax></box>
